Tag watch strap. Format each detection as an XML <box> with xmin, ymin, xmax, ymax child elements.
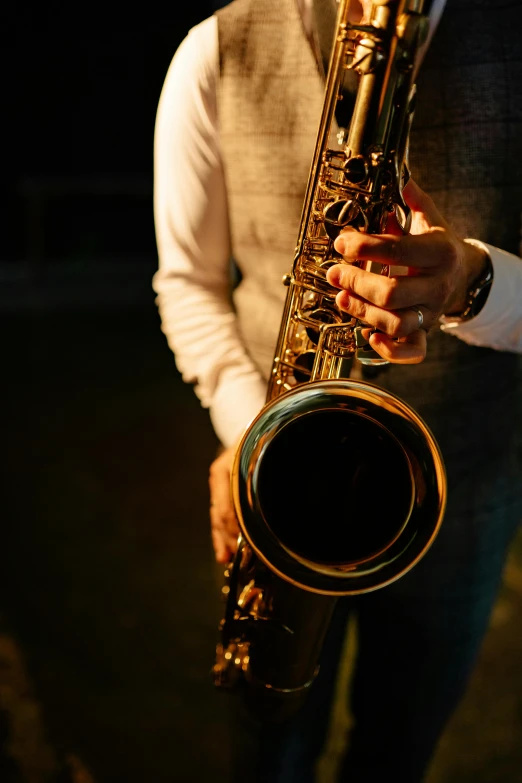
<box><xmin>439</xmin><ymin>241</ymin><xmax>494</xmax><ymax>325</ymax></box>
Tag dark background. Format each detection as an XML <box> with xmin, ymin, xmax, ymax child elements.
<box><xmin>2</xmin><ymin>3</ymin><xmax>219</xmax><ymax>306</ymax></box>
<box><xmin>1</xmin><ymin>2</ymin><xmax>521</xmax><ymax>782</ymax></box>
<box><xmin>1</xmin><ymin>4</ymin><xmax>230</xmax><ymax>782</ymax></box>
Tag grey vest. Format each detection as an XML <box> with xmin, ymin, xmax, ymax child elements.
<box><xmin>217</xmin><ymin>0</ymin><xmax>522</xmax><ymax>537</ymax></box>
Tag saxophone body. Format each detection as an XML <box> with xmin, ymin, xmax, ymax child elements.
<box><xmin>213</xmin><ymin>0</ymin><xmax>446</xmax><ymax>722</ymax></box>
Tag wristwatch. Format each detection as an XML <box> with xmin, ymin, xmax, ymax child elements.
<box><xmin>439</xmin><ymin>244</ymin><xmax>494</xmax><ymax>326</ymax></box>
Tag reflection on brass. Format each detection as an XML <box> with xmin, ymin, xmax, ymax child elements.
<box><xmin>214</xmin><ymin>0</ymin><xmax>446</xmax><ymax>722</ymax></box>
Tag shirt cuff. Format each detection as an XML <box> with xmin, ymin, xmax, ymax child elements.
<box><xmin>440</xmin><ymin>240</ymin><xmax>522</xmax><ymax>354</ymax></box>
<box><xmin>209</xmin><ymin>367</ymin><xmax>267</xmax><ymax>448</ymax></box>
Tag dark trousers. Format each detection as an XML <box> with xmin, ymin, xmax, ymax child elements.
<box><xmin>228</xmin><ymin>503</ymin><xmax>520</xmax><ymax>782</ymax></box>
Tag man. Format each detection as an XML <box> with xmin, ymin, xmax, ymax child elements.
<box><xmin>154</xmin><ymin>0</ymin><xmax>522</xmax><ymax>779</ymax></box>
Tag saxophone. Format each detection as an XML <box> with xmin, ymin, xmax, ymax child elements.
<box><xmin>213</xmin><ymin>0</ymin><xmax>446</xmax><ymax>722</ymax></box>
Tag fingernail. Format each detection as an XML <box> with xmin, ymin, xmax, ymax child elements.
<box><xmin>334</xmin><ymin>236</ymin><xmax>345</xmax><ymax>254</ymax></box>
<box><xmin>326</xmin><ymin>265</ymin><xmax>340</xmax><ymax>287</ymax></box>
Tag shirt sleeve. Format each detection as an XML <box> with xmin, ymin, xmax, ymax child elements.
<box><xmin>440</xmin><ymin>240</ymin><xmax>522</xmax><ymax>354</ymax></box>
<box><xmin>153</xmin><ymin>16</ymin><xmax>267</xmax><ymax>448</ymax></box>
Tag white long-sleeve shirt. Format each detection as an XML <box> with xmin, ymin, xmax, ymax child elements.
<box><xmin>153</xmin><ymin>3</ymin><xmax>522</xmax><ymax>447</ymax></box>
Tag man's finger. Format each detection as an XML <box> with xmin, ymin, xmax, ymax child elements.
<box><xmin>334</xmin><ymin>291</ymin><xmax>434</xmax><ymax>337</ymax></box>
<box><xmin>328</xmin><ymin>262</ymin><xmax>447</xmax><ymax>312</ymax></box>
<box><xmin>210</xmin><ymin>518</ymin><xmax>229</xmax><ymax>564</ymax></box>
<box><xmin>210</xmin><ymin>504</ymin><xmax>239</xmax><ymax>561</ymax></box>
<box><xmin>209</xmin><ymin>455</ymin><xmax>236</xmax><ymax>521</ymax></box>
<box><xmin>368</xmin><ymin>328</ymin><xmax>427</xmax><ymax>364</ymax></box>
<box><xmin>333</xmin><ymin>229</ymin><xmax>459</xmax><ymax>273</ymax></box>
<box><xmin>402</xmin><ymin>178</ymin><xmax>447</xmax><ymax>228</ymax></box>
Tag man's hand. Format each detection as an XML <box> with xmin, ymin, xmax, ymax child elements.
<box><xmin>325</xmin><ymin>179</ymin><xmax>489</xmax><ymax>364</ymax></box>
<box><xmin>209</xmin><ymin>445</ymin><xmax>240</xmax><ymax>564</ymax></box>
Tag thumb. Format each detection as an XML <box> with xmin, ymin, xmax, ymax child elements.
<box><xmin>402</xmin><ymin>177</ymin><xmax>447</xmax><ymax>229</ymax></box>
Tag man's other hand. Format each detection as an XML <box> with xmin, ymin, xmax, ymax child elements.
<box><xmin>209</xmin><ymin>445</ymin><xmax>240</xmax><ymax>563</ymax></box>
<box><xmin>326</xmin><ymin>179</ymin><xmax>489</xmax><ymax>363</ymax></box>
